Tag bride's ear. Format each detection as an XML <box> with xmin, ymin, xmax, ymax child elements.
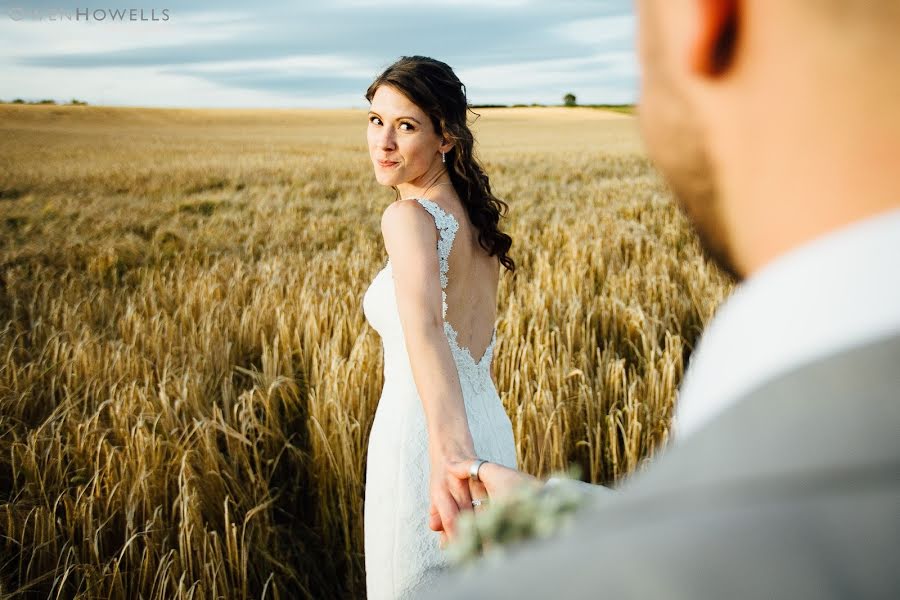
<box><xmin>439</xmin><ymin>137</ymin><xmax>454</xmax><ymax>155</ymax></box>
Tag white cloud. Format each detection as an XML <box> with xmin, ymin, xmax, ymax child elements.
<box><xmin>173</xmin><ymin>54</ymin><xmax>375</xmax><ymax>78</ymax></box>
<box><xmin>458</xmin><ymin>51</ymin><xmax>636</xmax><ymax>103</ymax></box>
<box><xmin>0</xmin><ymin>62</ymin><xmax>307</xmax><ymax>107</ymax></box>
<box><xmin>553</xmin><ymin>15</ymin><xmax>634</xmax><ymax>47</ymax></box>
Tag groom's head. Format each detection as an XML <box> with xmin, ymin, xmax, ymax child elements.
<box><xmin>634</xmin><ymin>0</ymin><xmax>900</xmax><ymax>281</ymax></box>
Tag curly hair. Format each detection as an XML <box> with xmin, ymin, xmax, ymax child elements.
<box><xmin>365</xmin><ymin>56</ymin><xmax>516</xmax><ymax>273</ymax></box>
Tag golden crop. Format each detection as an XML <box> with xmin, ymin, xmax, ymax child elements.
<box><xmin>0</xmin><ymin>104</ymin><xmax>731</xmax><ymax>599</ymax></box>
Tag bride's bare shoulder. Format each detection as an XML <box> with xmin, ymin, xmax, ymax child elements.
<box><xmin>379</xmin><ymin>199</ymin><xmax>439</xmax><ymax>257</ymax></box>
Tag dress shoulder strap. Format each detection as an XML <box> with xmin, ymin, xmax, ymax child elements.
<box><xmin>414</xmin><ymin>198</ymin><xmax>459</xmax><ymax>318</ymax></box>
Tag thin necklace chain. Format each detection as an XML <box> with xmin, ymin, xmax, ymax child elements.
<box><xmin>407</xmin><ymin>180</ymin><xmax>453</xmax><ymax>202</ymax></box>
<box><xmin>423</xmin><ymin>180</ymin><xmax>453</xmax><ymax>199</ymax></box>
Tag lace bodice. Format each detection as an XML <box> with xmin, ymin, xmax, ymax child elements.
<box><xmin>369</xmin><ymin>197</ymin><xmax>497</xmax><ymax>394</ymax></box>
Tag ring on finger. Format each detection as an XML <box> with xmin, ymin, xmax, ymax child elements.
<box><xmin>469</xmin><ymin>459</ymin><xmax>488</xmax><ymax>483</ymax></box>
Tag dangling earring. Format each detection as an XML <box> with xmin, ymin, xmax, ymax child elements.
<box><xmin>441</xmin><ymin>151</ymin><xmax>446</xmax><ymax>164</ymax></box>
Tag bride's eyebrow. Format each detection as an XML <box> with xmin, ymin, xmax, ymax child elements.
<box><xmin>367</xmin><ymin>111</ymin><xmax>421</xmax><ymax>124</ymax></box>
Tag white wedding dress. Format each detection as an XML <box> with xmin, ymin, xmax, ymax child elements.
<box><xmin>362</xmin><ymin>197</ymin><xmax>518</xmax><ymax>599</ymax></box>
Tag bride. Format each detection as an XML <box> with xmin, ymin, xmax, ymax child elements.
<box><xmin>361</xmin><ymin>55</ymin><xmax>518</xmax><ymax>599</ymax></box>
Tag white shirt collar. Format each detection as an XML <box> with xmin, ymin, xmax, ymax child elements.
<box><xmin>673</xmin><ymin>207</ymin><xmax>900</xmax><ymax>441</ymax></box>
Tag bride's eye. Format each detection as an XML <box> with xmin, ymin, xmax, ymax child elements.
<box><xmin>399</xmin><ymin>121</ymin><xmax>415</xmax><ymax>131</ymax></box>
<box><xmin>369</xmin><ymin>116</ymin><xmax>382</xmax><ymax>125</ymax></box>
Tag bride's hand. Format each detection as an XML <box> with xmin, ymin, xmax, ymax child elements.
<box><xmin>429</xmin><ymin>466</ymin><xmax>489</xmax><ymax>537</ymax></box>
<box><xmin>426</xmin><ymin>442</ymin><xmax>486</xmax><ymax>542</ymax></box>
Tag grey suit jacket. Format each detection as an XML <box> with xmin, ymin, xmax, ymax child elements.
<box><xmin>422</xmin><ymin>333</ymin><xmax>900</xmax><ymax>599</ymax></box>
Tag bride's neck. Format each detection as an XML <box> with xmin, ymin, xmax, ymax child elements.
<box><xmin>397</xmin><ymin>167</ymin><xmax>452</xmax><ymax>200</ymax></box>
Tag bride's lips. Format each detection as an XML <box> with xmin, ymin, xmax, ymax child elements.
<box><xmin>378</xmin><ymin>160</ymin><xmax>399</xmax><ymax>168</ymax></box>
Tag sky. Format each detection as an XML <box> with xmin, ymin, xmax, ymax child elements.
<box><xmin>0</xmin><ymin>0</ymin><xmax>638</xmax><ymax>109</ymax></box>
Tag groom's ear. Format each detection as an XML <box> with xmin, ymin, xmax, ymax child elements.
<box><xmin>690</xmin><ymin>0</ymin><xmax>740</xmax><ymax>77</ymax></box>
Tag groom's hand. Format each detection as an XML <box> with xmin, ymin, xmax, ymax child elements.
<box><xmin>446</xmin><ymin>459</ymin><xmax>541</xmax><ymax>502</ymax></box>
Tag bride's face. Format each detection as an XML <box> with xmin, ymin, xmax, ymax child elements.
<box><xmin>367</xmin><ymin>84</ymin><xmax>444</xmax><ymax>188</ymax></box>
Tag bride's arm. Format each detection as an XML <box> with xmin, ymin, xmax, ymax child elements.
<box><xmin>381</xmin><ymin>199</ymin><xmax>479</xmax><ymax>538</ymax></box>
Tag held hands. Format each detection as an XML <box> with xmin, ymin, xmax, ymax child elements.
<box><xmin>439</xmin><ymin>460</ymin><xmax>587</xmax><ymax>562</ymax></box>
<box><xmin>431</xmin><ymin>455</ymin><xmax>541</xmax><ymax>548</ymax></box>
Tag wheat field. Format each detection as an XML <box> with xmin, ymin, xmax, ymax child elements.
<box><xmin>0</xmin><ymin>103</ymin><xmax>732</xmax><ymax>599</ymax></box>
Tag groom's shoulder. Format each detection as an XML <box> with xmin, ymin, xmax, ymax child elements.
<box><xmin>423</xmin><ymin>333</ymin><xmax>900</xmax><ymax>599</ymax></box>
<box><xmin>633</xmin><ymin>331</ymin><xmax>900</xmax><ymax>495</ymax></box>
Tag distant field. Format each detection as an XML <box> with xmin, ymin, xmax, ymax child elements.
<box><xmin>0</xmin><ymin>104</ymin><xmax>731</xmax><ymax>599</ymax></box>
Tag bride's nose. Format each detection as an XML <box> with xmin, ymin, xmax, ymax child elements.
<box><xmin>377</xmin><ymin>126</ymin><xmax>396</xmax><ymax>151</ymax></box>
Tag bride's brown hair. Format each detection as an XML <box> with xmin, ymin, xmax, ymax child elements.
<box><xmin>365</xmin><ymin>55</ymin><xmax>516</xmax><ymax>273</ymax></box>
